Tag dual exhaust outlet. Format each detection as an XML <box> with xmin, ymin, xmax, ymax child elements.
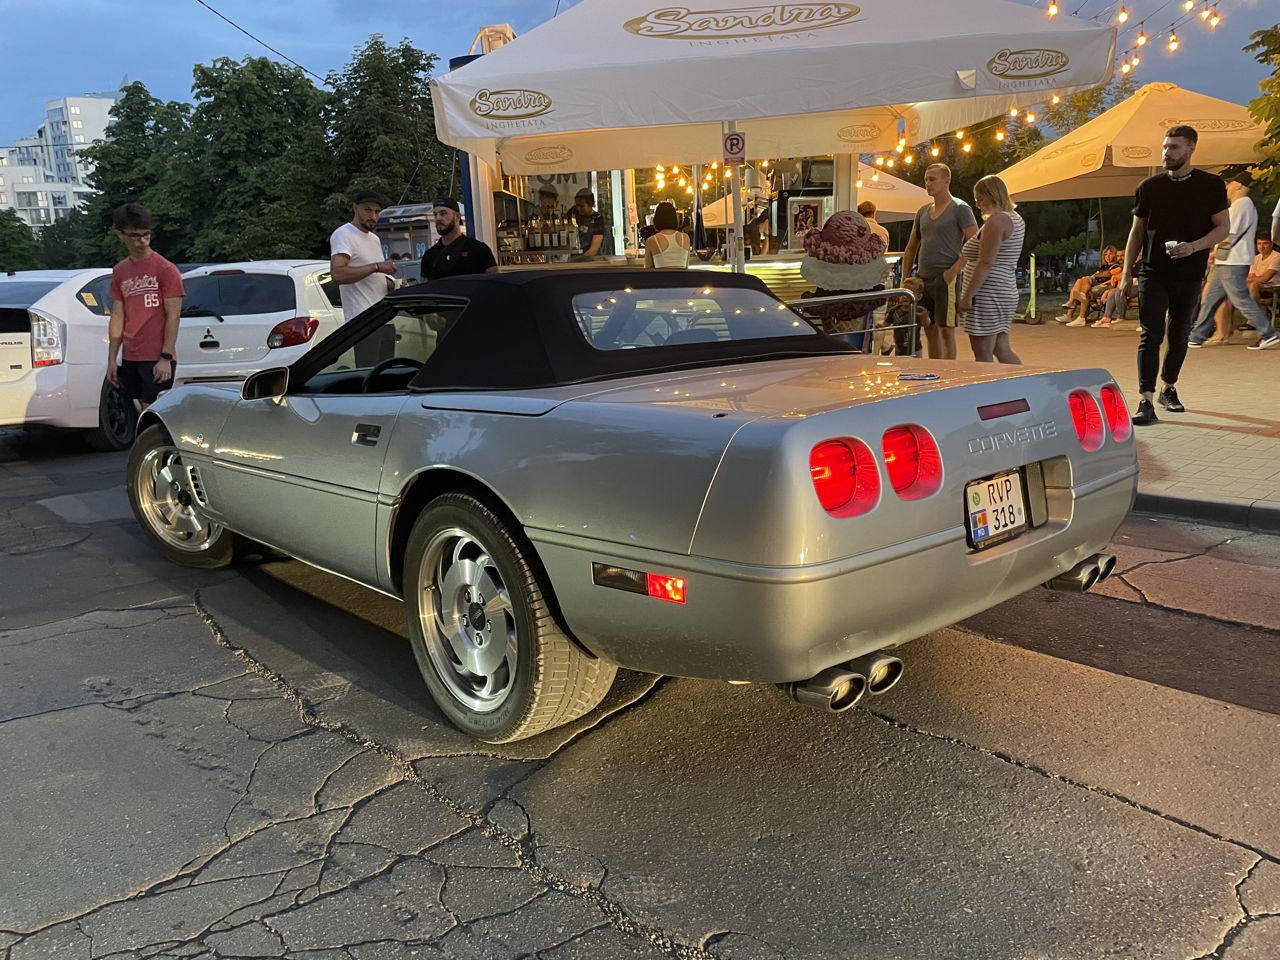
<box><xmin>780</xmin><ymin>652</ymin><xmax>904</xmax><ymax>713</ymax></box>
<box><xmin>1043</xmin><ymin>552</ymin><xmax>1116</xmax><ymax>593</ymax></box>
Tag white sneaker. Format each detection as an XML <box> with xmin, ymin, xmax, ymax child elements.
<box><xmin>1247</xmin><ymin>335</ymin><xmax>1280</xmax><ymax>351</ymax></box>
<box><xmin>1065</xmin><ymin>317</ymin><xmax>1086</xmax><ymax>327</ymax></box>
<box><xmin>1055</xmin><ymin>314</ymin><xmax>1071</xmax><ymax>323</ymax></box>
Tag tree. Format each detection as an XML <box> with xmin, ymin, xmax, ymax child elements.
<box><xmin>181</xmin><ymin>56</ymin><xmax>332</xmax><ymax>261</ymax></box>
<box><xmin>327</xmin><ymin>36</ymin><xmax>456</xmax><ymax>209</ymax></box>
<box><xmin>0</xmin><ymin>210</ymin><xmax>41</xmax><ymax>273</ymax></box>
<box><xmin>1245</xmin><ymin>24</ymin><xmax>1280</xmax><ymax>197</ymax></box>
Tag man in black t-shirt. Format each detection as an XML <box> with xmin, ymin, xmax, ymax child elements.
<box><xmin>571</xmin><ymin>189</ymin><xmax>608</xmax><ymax>260</ymax></box>
<box><xmin>420</xmin><ymin>198</ymin><xmax>498</xmax><ymax>281</ymax></box>
<box><xmin>1119</xmin><ymin>125</ymin><xmax>1230</xmax><ymax>425</ymax></box>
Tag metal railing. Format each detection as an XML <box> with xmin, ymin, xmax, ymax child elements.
<box><xmin>786</xmin><ymin>288</ymin><xmax>919</xmax><ymax>356</ymax></box>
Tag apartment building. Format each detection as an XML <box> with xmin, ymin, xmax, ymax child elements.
<box><xmin>0</xmin><ymin>93</ymin><xmax>116</xmax><ymax>229</ymax></box>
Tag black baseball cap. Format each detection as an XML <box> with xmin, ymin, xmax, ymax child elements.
<box><xmin>433</xmin><ymin>197</ymin><xmax>461</xmax><ymax>213</ymax></box>
<box><xmin>1230</xmin><ymin>171</ymin><xmax>1253</xmax><ymax>188</ymax></box>
<box><xmin>353</xmin><ymin>188</ymin><xmax>383</xmax><ymax>206</ymax></box>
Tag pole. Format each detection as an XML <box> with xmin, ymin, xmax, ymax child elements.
<box><xmin>728</xmin><ymin>121</ymin><xmax>745</xmax><ymax>273</ymax></box>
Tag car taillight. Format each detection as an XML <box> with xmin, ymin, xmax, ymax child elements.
<box><xmin>30</xmin><ymin>312</ymin><xmax>64</xmax><ymax>366</ymax></box>
<box><xmin>1069</xmin><ymin>390</ymin><xmax>1105</xmax><ymax>451</ymax></box>
<box><xmin>810</xmin><ymin>438</ymin><xmax>879</xmax><ymax>516</ymax></box>
<box><xmin>1099</xmin><ymin>384</ymin><xmax>1131</xmax><ymax>442</ymax></box>
<box><xmin>882</xmin><ymin>424</ymin><xmax>943</xmax><ymax>500</ymax></box>
<box><xmin>267</xmin><ymin>317</ymin><xmax>319</xmax><ymax>348</ymax></box>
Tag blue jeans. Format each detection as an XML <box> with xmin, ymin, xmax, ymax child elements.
<box><xmin>1190</xmin><ymin>264</ymin><xmax>1278</xmax><ymax>344</ymax></box>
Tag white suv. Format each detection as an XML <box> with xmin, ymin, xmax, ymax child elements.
<box><xmin>0</xmin><ymin>268</ymin><xmax>136</xmax><ymax>450</ymax></box>
<box><xmin>175</xmin><ymin>261</ymin><xmax>344</xmax><ymax>385</ymax></box>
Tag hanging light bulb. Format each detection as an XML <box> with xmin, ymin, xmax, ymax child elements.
<box><xmin>904</xmin><ymin>154</ymin><xmax>914</xmax><ymax>164</ymax></box>
<box><xmin>930</xmin><ymin>144</ymin><xmax>940</xmax><ymax>157</ymax></box>
<box><xmin>886</xmin><ymin>157</ymin><xmax>896</xmax><ymax>167</ymax></box>
<box><xmin>996</xmin><ymin>130</ymin><xmax>1006</xmax><ymax>142</ymax></box>
<box><xmin>1168</xmin><ymin>31</ymin><xmax>1179</xmax><ymax>51</ymax></box>
<box><xmin>1132</xmin><ymin>54</ymin><xmax>1141</xmax><ymax>67</ymax></box>
<box><xmin>1047</xmin><ymin>2</ymin><xmax>1058</xmax><ymax>15</ymax></box>
<box><xmin>761</xmin><ymin>159</ymin><xmax>770</xmax><ymax>167</ymax></box>
<box><xmin>898</xmin><ymin>137</ymin><xmax>906</xmax><ymax>146</ymax></box>
<box><xmin>686</xmin><ymin>185</ymin><xmax>694</xmax><ymax>194</ymax></box>
<box><xmin>962</xmin><ymin>142</ymin><xmax>972</xmax><ymax>153</ymax></box>
<box><xmin>1183</xmin><ymin>0</ymin><xmax>1193</xmax><ymax>9</ymax></box>
<box><xmin>724</xmin><ymin>168</ymin><xmax>732</xmax><ymax>178</ymax></box>
<box><xmin>1121</xmin><ymin>62</ymin><xmax>1131</xmax><ymax>74</ymax></box>
<box><xmin>1025</xmin><ymin>111</ymin><xmax>1036</xmax><ymax>123</ymax></box>
<box><xmin>1199</xmin><ymin>6</ymin><xmax>1210</xmax><ymax>20</ymax></box>
<box><xmin>875</xmin><ymin>156</ymin><xmax>885</xmax><ymax>166</ymax></box>
<box><xmin>1117</xmin><ymin>6</ymin><xmax>1128</xmax><ymax>23</ymax></box>
<box><xmin>657</xmin><ymin>179</ymin><xmax>665</xmax><ymax>189</ymax></box>
<box><xmin>956</xmin><ymin>129</ymin><xmax>965</xmax><ymax>139</ymax></box>
<box><xmin>894</xmin><ymin>143</ymin><xmax>904</xmax><ymax>153</ymax></box>
<box><xmin>1136</xmin><ymin>27</ymin><xmax>1147</xmax><ymax>45</ymax></box>
<box><xmin>855</xmin><ymin>178</ymin><xmax>863</xmax><ymax>188</ymax></box>
<box><xmin>872</xmin><ymin>172</ymin><xmax>880</xmax><ymax>181</ymax></box>
<box><xmin>1051</xmin><ymin>94</ymin><xmax>1061</xmax><ymax>104</ymax></box>
<box><xmin>678</xmin><ymin>177</ymin><xmax>686</xmax><ymax>186</ymax></box>
<box><xmin>1010</xmin><ymin>106</ymin><xmax>1019</xmax><ymax>117</ymax></box>
<box><xmin>711</xmin><ymin>161</ymin><xmax>718</xmax><ymax>169</ymax></box>
<box><xmin>1210</xmin><ymin>9</ymin><xmax>1220</xmax><ymax>27</ymax></box>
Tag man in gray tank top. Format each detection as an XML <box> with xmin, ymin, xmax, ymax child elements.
<box><xmin>901</xmin><ymin>163</ymin><xmax>978</xmax><ymax>360</ymax></box>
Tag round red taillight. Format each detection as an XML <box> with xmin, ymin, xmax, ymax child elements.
<box><xmin>810</xmin><ymin>439</ymin><xmax>880</xmax><ymax>516</ymax></box>
<box><xmin>1069</xmin><ymin>390</ymin><xmax>1105</xmax><ymax>451</ymax></box>
<box><xmin>882</xmin><ymin>424</ymin><xmax>943</xmax><ymax>500</ymax></box>
<box><xmin>1099</xmin><ymin>384</ymin><xmax>1132</xmax><ymax>442</ymax></box>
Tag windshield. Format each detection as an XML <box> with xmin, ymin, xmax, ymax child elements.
<box><xmin>0</xmin><ymin>281</ymin><xmax>60</xmax><ymax>310</ymax></box>
<box><xmin>572</xmin><ymin>285</ymin><xmax>814</xmax><ymax>351</ymax></box>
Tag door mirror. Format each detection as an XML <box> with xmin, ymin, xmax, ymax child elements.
<box><xmin>241</xmin><ymin>367</ymin><xmax>289</xmax><ymax>401</ymax></box>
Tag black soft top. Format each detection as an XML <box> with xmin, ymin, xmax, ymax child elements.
<box><xmin>394</xmin><ymin>269</ymin><xmax>849</xmax><ymax>391</ymax></box>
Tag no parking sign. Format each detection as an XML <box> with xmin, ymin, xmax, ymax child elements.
<box><xmin>723</xmin><ymin>131</ymin><xmax>746</xmax><ymax>166</ymax></box>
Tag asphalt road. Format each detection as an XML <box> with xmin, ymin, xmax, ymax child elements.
<box><xmin>2</xmin><ymin>428</ymin><xmax>1278</xmax><ymax>960</ymax></box>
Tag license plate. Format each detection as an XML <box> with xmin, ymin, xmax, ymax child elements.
<box><xmin>966</xmin><ymin>469</ymin><xmax>1028</xmax><ymax>549</ymax></box>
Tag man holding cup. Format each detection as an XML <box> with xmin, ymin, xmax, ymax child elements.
<box><xmin>1119</xmin><ymin>125</ymin><xmax>1230</xmax><ymax>425</ymax></box>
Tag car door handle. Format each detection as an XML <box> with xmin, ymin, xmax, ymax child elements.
<box><xmin>199</xmin><ymin>340</ymin><xmax>220</xmax><ymax>349</ymax></box>
<box><xmin>352</xmin><ymin>423</ymin><xmax>382</xmax><ymax>446</ymax></box>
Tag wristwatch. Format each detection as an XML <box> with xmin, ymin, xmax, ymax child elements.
<box><xmin>160</xmin><ymin>352</ymin><xmax>173</xmax><ymax>361</ymax></box>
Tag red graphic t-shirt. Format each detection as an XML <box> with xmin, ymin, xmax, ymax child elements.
<box><xmin>109</xmin><ymin>252</ymin><xmax>184</xmax><ymax>361</ymax></box>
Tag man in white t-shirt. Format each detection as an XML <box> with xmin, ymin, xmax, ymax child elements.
<box><xmin>329</xmin><ymin>189</ymin><xmax>396</xmax><ymax>322</ymax></box>
<box><xmin>1250</xmin><ymin>235</ymin><xmax>1278</xmax><ymax>298</ymax></box>
<box><xmin>1189</xmin><ymin>172</ymin><xmax>1278</xmax><ymax>347</ymax></box>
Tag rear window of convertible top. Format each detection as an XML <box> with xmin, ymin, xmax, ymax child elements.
<box><xmin>571</xmin><ymin>285</ymin><xmax>815</xmax><ymax>351</ymax></box>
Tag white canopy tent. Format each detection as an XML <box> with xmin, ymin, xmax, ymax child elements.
<box><xmin>999</xmin><ymin>82</ymin><xmax>1270</xmax><ymax>201</ymax></box>
<box><xmin>699</xmin><ymin>164</ymin><xmax>928</xmax><ymax>228</ymax></box>
<box><xmin>435</xmin><ymin>0</ymin><xmax>1115</xmax><ymax>173</ymax></box>
<box><xmin>433</xmin><ymin>0</ymin><xmax>1115</xmax><ymax>266</ymax></box>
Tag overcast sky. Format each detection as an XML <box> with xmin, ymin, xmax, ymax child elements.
<box><xmin>0</xmin><ymin>0</ymin><xmax>1270</xmax><ymax>147</ymax></box>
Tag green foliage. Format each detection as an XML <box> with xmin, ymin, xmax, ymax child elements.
<box><xmin>53</xmin><ymin>36</ymin><xmax>452</xmax><ymax>267</ymax></box>
<box><xmin>1245</xmin><ymin>23</ymin><xmax>1280</xmax><ymax>199</ymax></box>
<box><xmin>0</xmin><ymin>209</ymin><xmax>41</xmax><ymax>272</ymax></box>
<box><xmin>326</xmin><ymin>35</ymin><xmax>456</xmax><ymax>209</ymax></box>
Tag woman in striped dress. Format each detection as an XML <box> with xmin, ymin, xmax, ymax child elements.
<box><xmin>956</xmin><ymin>175</ymin><xmax>1025</xmax><ymax>363</ymax></box>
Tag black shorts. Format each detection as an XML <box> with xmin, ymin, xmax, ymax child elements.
<box><xmin>118</xmin><ymin>359</ymin><xmax>173</xmax><ymax>404</ymax></box>
<box><xmin>918</xmin><ymin>274</ymin><xmax>959</xmax><ymax>328</ymax></box>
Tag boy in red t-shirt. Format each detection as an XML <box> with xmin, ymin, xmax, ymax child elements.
<box><xmin>107</xmin><ymin>203</ymin><xmax>184</xmax><ymax>410</ymax></box>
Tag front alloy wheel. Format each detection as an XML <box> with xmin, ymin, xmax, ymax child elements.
<box><xmin>127</xmin><ymin>424</ymin><xmax>234</xmax><ymax>568</ymax></box>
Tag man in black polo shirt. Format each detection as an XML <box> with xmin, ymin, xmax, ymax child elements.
<box><xmin>1119</xmin><ymin>125</ymin><xmax>1230</xmax><ymax>425</ymax></box>
<box><xmin>420</xmin><ymin>198</ymin><xmax>498</xmax><ymax>281</ymax></box>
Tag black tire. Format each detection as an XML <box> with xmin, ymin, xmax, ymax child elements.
<box><xmin>127</xmin><ymin>423</ymin><xmax>236</xmax><ymax>568</ymax></box>
<box><xmin>404</xmin><ymin>493</ymin><xmax>616</xmax><ymax>743</ymax></box>
<box><xmin>84</xmin><ymin>380</ymin><xmax>137</xmax><ymax>452</ymax></box>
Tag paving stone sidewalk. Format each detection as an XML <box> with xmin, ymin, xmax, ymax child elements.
<box><xmin>1009</xmin><ymin>318</ymin><xmax>1280</xmax><ymax>529</ymax></box>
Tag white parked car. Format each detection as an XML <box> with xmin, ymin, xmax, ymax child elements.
<box><xmin>175</xmin><ymin>261</ymin><xmax>344</xmax><ymax>385</ymax></box>
<box><xmin>0</xmin><ymin>268</ymin><xmax>135</xmax><ymax>450</ymax></box>
<box><xmin>1</xmin><ymin>261</ymin><xmax>345</xmax><ymax>450</ymax></box>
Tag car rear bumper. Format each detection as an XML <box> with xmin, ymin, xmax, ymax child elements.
<box><xmin>0</xmin><ymin>367</ymin><xmax>78</xmax><ymax>429</ymax></box>
<box><xmin>531</xmin><ymin>466</ymin><xmax>1136</xmax><ymax>682</ymax></box>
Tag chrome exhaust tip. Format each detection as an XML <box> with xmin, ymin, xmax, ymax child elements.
<box><xmin>780</xmin><ymin>667</ymin><xmax>867</xmax><ymax>712</ymax></box>
<box><xmin>1094</xmin><ymin>553</ymin><xmax>1117</xmax><ymax>582</ymax></box>
<box><xmin>1044</xmin><ymin>557</ymin><xmax>1101</xmax><ymax>593</ymax></box>
<box><xmin>845</xmin><ymin>653</ymin><xmax>904</xmax><ymax>695</ymax></box>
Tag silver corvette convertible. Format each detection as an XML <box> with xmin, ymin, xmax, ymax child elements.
<box><xmin>128</xmin><ymin>270</ymin><xmax>1137</xmax><ymax>742</ymax></box>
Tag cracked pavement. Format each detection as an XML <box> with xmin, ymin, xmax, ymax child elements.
<box><xmin>2</xmin><ymin>433</ymin><xmax>1278</xmax><ymax>959</ymax></box>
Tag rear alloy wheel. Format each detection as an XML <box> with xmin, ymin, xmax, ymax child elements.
<box><xmin>404</xmin><ymin>493</ymin><xmax>616</xmax><ymax>742</ymax></box>
<box><xmin>127</xmin><ymin>424</ymin><xmax>235</xmax><ymax>568</ymax></box>
<box><xmin>84</xmin><ymin>380</ymin><xmax>137</xmax><ymax>452</ymax></box>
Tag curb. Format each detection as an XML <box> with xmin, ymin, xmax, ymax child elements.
<box><xmin>1133</xmin><ymin>491</ymin><xmax>1280</xmax><ymax>533</ymax></box>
